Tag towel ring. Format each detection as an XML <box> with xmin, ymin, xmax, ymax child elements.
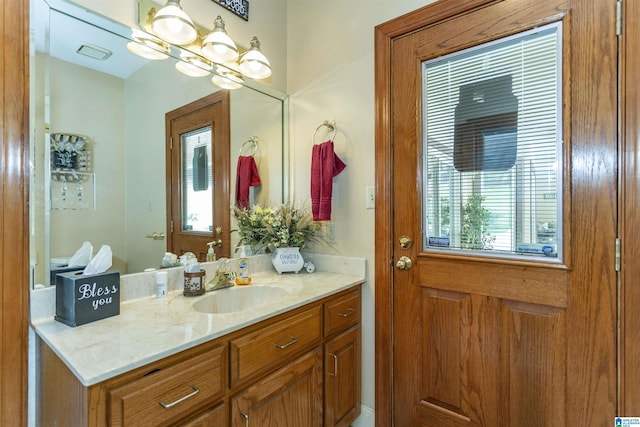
<box><xmin>239</xmin><ymin>137</ymin><xmax>259</xmax><ymax>156</ymax></box>
<box><xmin>312</xmin><ymin>119</ymin><xmax>337</xmax><ymax>144</ymax></box>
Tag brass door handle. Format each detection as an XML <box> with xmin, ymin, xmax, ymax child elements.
<box><xmin>396</xmin><ymin>256</ymin><xmax>413</xmax><ymax>270</ymax></box>
<box><xmin>145</xmin><ymin>232</ymin><xmax>165</xmax><ymax>240</ymax></box>
<box><xmin>399</xmin><ymin>236</ymin><xmax>413</xmax><ymax>249</ymax></box>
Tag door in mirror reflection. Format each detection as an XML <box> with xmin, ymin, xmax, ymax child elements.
<box><xmin>182</xmin><ymin>128</ymin><xmax>212</xmax><ymax>231</ymax></box>
<box><xmin>167</xmin><ymin>91</ymin><xmax>231</xmax><ymax>261</ymax></box>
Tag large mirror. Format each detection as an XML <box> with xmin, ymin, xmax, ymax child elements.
<box><xmin>30</xmin><ymin>0</ymin><xmax>288</xmax><ymax>287</ymax></box>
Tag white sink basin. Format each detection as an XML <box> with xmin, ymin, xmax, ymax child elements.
<box><xmin>192</xmin><ymin>285</ymin><xmax>289</xmax><ymax>314</ymax></box>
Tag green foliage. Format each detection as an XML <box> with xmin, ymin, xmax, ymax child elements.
<box><xmin>460</xmin><ymin>195</ymin><xmax>495</xmax><ymax>250</ymax></box>
<box><xmin>233</xmin><ymin>204</ymin><xmax>320</xmax><ymax>252</ymax></box>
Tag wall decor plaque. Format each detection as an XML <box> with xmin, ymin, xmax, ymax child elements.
<box><xmin>211</xmin><ymin>0</ymin><xmax>249</xmax><ymax>21</ymax></box>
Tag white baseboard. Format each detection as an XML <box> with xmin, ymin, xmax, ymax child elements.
<box><xmin>351</xmin><ymin>405</ymin><xmax>375</xmax><ymax>427</ymax></box>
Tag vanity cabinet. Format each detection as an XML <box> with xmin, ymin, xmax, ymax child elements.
<box><xmin>37</xmin><ymin>286</ymin><xmax>361</xmax><ymax>427</ymax></box>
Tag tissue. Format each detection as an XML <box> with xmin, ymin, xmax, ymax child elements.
<box><xmin>184</xmin><ymin>258</ymin><xmax>201</xmax><ymax>273</ymax></box>
<box><xmin>83</xmin><ymin>245</ymin><xmax>113</xmax><ymax>275</ymax></box>
<box><xmin>67</xmin><ymin>241</ymin><xmax>93</xmax><ymax>267</ymax></box>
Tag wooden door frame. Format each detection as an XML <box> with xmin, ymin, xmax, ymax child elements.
<box><xmin>375</xmin><ymin>0</ymin><xmax>619</xmax><ymax>425</ymax></box>
<box><xmin>1</xmin><ymin>0</ymin><xmax>30</xmax><ymax>424</ymax></box>
<box><xmin>619</xmin><ymin>0</ymin><xmax>640</xmax><ymax>415</ymax></box>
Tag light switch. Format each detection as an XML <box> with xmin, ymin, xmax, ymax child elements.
<box><xmin>366</xmin><ymin>186</ymin><xmax>375</xmax><ymax>209</ymax></box>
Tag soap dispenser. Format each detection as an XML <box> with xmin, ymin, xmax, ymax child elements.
<box><xmin>206</xmin><ymin>242</ymin><xmax>216</xmax><ymax>262</ymax></box>
<box><xmin>235</xmin><ymin>245</ymin><xmax>252</xmax><ymax>286</ymax></box>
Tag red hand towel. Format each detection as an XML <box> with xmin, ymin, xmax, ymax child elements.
<box><xmin>311</xmin><ymin>141</ymin><xmax>347</xmax><ymax>221</ymax></box>
<box><xmin>235</xmin><ymin>156</ymin><xmax>261</xmax><ymax>209</ymax></box>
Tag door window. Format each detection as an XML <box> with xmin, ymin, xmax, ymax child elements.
<box><xmin>181</xmin><ymin>128</ymin><xmax>213</xmax><ymax>232</ymax></box>
<box><xmin>423</xmin><ymin>23</ymin><xmax>562</xmax><ymax>260</ymax></box>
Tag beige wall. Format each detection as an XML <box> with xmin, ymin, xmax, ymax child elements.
<box><xmin>286</xmin><ymin>0</ymin><xmax>436</xmax><ymax>410</ymax></box>
<box><xmin>48</xmin><ymin>57</ymin><xmax>128</xmax><ymax>272</ymax></box>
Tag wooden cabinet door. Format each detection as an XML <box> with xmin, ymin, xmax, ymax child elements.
<box><xmin>180</xmin><ymin>402</ymin><xmax>226</xmax><ymax>427</ymax></box>
<box><xmin>324</xmin><ymin>326</ymin><xmax>361</xmax><ymax>427</ymax></box>
<box><xmin>231</xmin><ymin>348</ymin><xmax>323</xmax><ymax>427</ymax></box>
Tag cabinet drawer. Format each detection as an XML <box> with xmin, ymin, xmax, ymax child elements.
<box><xmin>230</xmin><ymin>305</ymin><xmax>322</xmax><ymax>386</ymax></box>
<box><xmin>324</xmin><ymin>289</ymin><xmax>361</xmax><ymax>337</ymax></box>
<box><xmin>109</xmin><ymin>344</ymin><xmax>226</xmax><ymax>427</ymax></box>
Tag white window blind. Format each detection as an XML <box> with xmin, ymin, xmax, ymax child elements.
<box><xmin>181</xmin><ymin>126</ymin><xmax>213</xmax><ymax>232</ymax></box>
<box><xmin>423</xmin><ymin>22</ymin><xmax>562</xmax><ymax>259</ymax></box>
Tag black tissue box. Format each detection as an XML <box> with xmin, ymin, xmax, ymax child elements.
<box><xmin>50</xmin><ymin>265</ymin><xmax>86</xmax><ymax>286</ymax></box>
<box><xmin>55</xmin><ymin>270</ymin><xmax>120</xmax><ymax>327</ymax></box>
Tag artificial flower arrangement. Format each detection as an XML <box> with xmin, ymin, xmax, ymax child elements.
<box><xmin>234</xmin><ymin>203</ymin><xmax>321</xmax><ymax>253</ymax></box>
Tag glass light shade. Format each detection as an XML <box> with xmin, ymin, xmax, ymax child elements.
<box><xmin>126</xmin><ymin>30</ymin><xmax>170</xmax><ymax>60</ymax></box>
<box><xmin>239</xmin><ymin>37</ymin><xmax>272</xmax><ymax>79</ymax></box>
<box><xmin>151</xmin><ymin>0</ymin><xmax>198</xmax><ymax>45</ymax></box>
<box><xmin>211</xmin><ymin>68</ymin><xmax>243</xmax><ymax>89</ymax></box>
<box><xmin>201</xmin><ymin>16</ymin><xmax>239</xmax><ymax>63</ymax></box>
<box><xmin>175</xmin><ymin>52</ymin><xmax>212</xmax><ymax>77</ymax></box>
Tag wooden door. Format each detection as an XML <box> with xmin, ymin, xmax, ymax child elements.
<box><xmin>375</xmin><ymin>0</ymin><xmax>618</xmax><ymax>426</ymax></box>
<box><xmin>166</xmin><ymin>91</ymin><xmax>231</xmax><ymax>261</ymax></box>
<box><xmin>230</xmin><ymin>348</ymin><xmax>323</xmax><ymax>427</ymax></box>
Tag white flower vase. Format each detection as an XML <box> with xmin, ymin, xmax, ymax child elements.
<box><xmin>271</xmin><ymin>247</ymin><xmax>304</xmax><ymax>274</ymax></box>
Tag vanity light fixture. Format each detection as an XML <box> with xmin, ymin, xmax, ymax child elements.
<box><xmin>134</xmin><ymin>0</ymin><xmax>273</xmax><ymax>84</ymax></box>
<box><xmin>126</xmin><ymin>30</ymin><xmax>170</xmax><ymax>60</ymax></box>
<box><xmin>151</xmin><ymin>0</ymin><xmax>198</xmax><ymax>46</ymax></box>
<box><xmin>175</xmin><ymin>50</ymin><xmax>212</xmax><ymax>77</ymax></box>
<box><xmin>201</xmin><ymin>16</ymin><xmax>239</xmax><ymax>63</ymax></box>
<box><xmin>238</xmin><ymin>37</ymin><xmax>272</xmax><ymax>79</ymax></box>
<box><xmin>211</xmin><ymin>68</ymin><xmax>243</xmax><ymax>89</ymax></box>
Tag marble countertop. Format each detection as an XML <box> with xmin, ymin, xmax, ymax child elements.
<box><xmin>31</xmin><ymin>254</ymin><xmax>365</xmax><ymax>387</ymax></box>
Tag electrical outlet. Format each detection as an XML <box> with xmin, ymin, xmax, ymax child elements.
<box><xmin>366</xmin><ymin>186</ymin><xmax>375</xmax><ymax>209</ymax></box>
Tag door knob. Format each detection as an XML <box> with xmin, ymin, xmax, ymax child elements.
<box><xmin>145</xmin><ymin>232</ymin><xmax>165</xmax><ymax>240</ymax></box>
<box><xmin>396</xmin><ymin>256</ymin><xmax>413</xmax><ymax>270</ymax></box>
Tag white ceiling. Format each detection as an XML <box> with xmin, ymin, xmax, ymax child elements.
<box><xmin>34</xmin><ymin>0</ymin><xmax>150</xmax><ymax>79</ymax></box>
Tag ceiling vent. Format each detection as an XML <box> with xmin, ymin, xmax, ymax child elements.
<box><xmin>76</xmin><ymin>43</ymin><xmax>112</xmax><ymax>61</ymax></box>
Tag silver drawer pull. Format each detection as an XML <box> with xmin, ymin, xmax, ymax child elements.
<box><xmin>159</xmin><ymin>385</ymin><xmax>200</xmax><ymax>408</ymax></box>
<box><xmin>329</xmin><ymin>353</ymin><xmax>338</xmax><ymax>377</ymax></box>
<box><xmin>240</xmin><ymin>410</ymin><xmax>249</xmax><ymax>427</ymax></box>
<box><xmin>338</xmin><ymin>308</ymin><xmax>355</xmax><ymax>317</ymax></box>
<box><xmin>275</xmin><ymin>336</ymin><xmax>299</xmax><ymax>349</ymax></box>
